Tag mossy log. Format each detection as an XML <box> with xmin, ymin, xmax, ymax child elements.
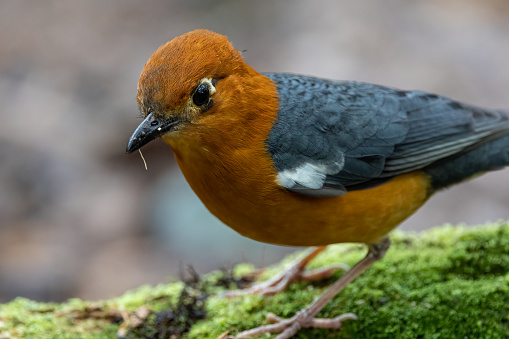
<box><xmin>1</xmin><ymin>223</ymin><xmax>508</xmax><ymax>338</ymax></box>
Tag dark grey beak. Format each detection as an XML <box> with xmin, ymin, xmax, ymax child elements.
<box><xmin>126</xmin><ymin>113</ymin><xmax>180</xmax><ymax>153</ymax></box>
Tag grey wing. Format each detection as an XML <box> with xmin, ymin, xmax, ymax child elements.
<box><xmin>385</xmin><ymin>93</ymin><xmax>509</xmax><ymax>175</ymax></box>
<box><xmin>265</xmin><ymin>73</ymin><xmax>509</xmax><ymax>197</ymax></box>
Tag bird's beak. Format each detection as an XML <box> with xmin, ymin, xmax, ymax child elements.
<box><xmin>126</xmin><ymin>113</ymin><xmax>180</xmax><ymax>153</ymax></box>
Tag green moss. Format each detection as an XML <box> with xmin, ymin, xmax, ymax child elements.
<box><xmin>1</xmin><ymin>223</ymin><xmax>508</xmax><ymax>338</ymax></box>
<box><xmin>0</xmin><ymin>283</ymin><xmax>186</xmax><ymax>339</ymax></box>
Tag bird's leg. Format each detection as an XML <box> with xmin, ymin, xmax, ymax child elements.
<box><xmin>222</xmin><ymin>246</ymin><xmax>348</xmax><ymax>298</ymax></box>
<box><xmin>235</xmin><ymin>238</ymin><xmax>391</xmax><ymax>339</ymax></box>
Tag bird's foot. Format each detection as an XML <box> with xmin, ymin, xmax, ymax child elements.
<box><xmin>231</xmin><ymin>239</ymin><xmax>390</xmax><ymax>338</ymax></box>
<box><xmin>220</xmin><ymin>246</ymin><xmax>348</xmax><ymax>297</ymax></box>
<box><xmin>235</xmin><ymin>310</ymin><xmax>357</xmax><ymax>338</ymax></box>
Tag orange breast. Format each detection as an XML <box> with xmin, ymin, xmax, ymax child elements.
<box><xmin>165</xmin><ymin>131</ymin><xmax>431</xmax><ymax>246</ymax></box>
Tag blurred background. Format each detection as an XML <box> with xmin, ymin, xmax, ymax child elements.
<box><xmin>1</xmin><ymin>0</ymin><xmax>508</xmax><ymax>303</ymax></box>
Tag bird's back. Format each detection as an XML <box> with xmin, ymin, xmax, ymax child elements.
<box><xmin>264</xmin><ymin>72</ymin><xmax>509</xmax><ymax>196</ymax></box>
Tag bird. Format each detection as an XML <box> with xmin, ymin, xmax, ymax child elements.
<box><xmin>126</xmin><ymin>29</ymin><xmax>509</xmax><ymax>338</ymax></box>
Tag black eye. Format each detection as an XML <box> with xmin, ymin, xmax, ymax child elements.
<box><xmin>193</xmin><ymin>84</ymin><xmax>210</xmax><ymax>106</ymax></box>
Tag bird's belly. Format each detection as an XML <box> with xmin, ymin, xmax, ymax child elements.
<box><xmin>181</xmin><ymin>163</ymin><xmax>431</xmax><ymax>246</ymax></box>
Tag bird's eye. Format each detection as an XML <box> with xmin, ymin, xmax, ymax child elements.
<box><xmin>193</xmin><ymin>84</ymin><xmax>210</xmax><ymax>106</ymax></box>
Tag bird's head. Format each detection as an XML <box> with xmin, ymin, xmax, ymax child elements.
<box><xmin>126</xmin><ymin>29</ymin><xmax>274</xmax><ymax>154</ymax></box>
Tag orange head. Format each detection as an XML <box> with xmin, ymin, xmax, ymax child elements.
<box><xmin>126</xmin><ymin>29</ymin><xmax>278</xmax><ymax>157</ymax></box>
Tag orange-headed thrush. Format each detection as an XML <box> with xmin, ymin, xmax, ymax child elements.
<box><xmin>127</xmin><ymin>29</ymin><xmax>509</xmax><ymax>338</ymax></box>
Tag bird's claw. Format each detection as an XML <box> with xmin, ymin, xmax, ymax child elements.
<box><xmin>220</xmin><ymin>247</ymin><xmax>348</xmax><ymax>298</ymax></box>
<box><xmin>235</xmin><ymin>310</ymin><xmax>357</xmax><ymax>338</ymax></box>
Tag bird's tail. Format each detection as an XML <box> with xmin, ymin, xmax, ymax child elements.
<box><xmin>424</xmin><ymin>111</ymin><xmax>509</xmax><ymax>192</ymax></box>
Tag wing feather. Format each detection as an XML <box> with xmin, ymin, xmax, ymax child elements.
<box><xmin>264</xmin><ymin>73</ymin><xmax>509</xmax><ymax>197</ymax></box>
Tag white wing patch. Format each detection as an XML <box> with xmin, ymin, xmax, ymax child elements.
<box><xmin>277</xmin><ymin>163</ymin><xmax>326</xmax><ymax>189</ymax></box>
<box><xmin>276</xmin><ymin>161</ymin><xmax>343</xmax><ymax>190</ymax></box>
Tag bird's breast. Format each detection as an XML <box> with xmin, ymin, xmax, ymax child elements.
<box><xmin>168</xmin><ymin>139</ymin><xmax>431</xmax><ymax>246</ymax></box>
